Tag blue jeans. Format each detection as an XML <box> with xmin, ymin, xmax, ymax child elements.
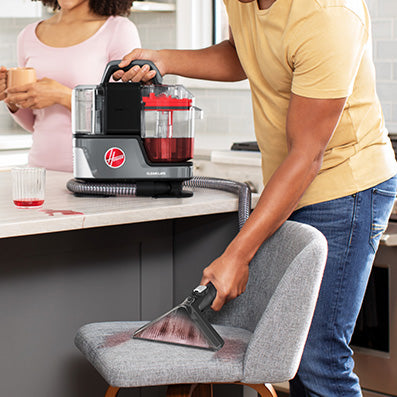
<box><xmin>288</xmin><ymin>175</ymin><xmax>397</xmax><ymax>397</ymax></box>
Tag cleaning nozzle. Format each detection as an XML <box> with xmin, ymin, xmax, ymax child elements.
<box><xmin>133</xmin><ymin>282</ymin><xmax>224</xmax><ymax>351</ymax></box>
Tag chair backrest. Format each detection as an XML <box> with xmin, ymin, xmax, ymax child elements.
<box><xmin>210</xmin><ymin>220</ymin><xmax>328</xmax><ymax>383</ymax></box>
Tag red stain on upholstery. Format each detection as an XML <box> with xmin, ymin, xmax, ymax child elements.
<box><xmin>102</xmin><ymin>330</ymin><xmax>135</xmax><ymax>348</ymax></box>
<box><xmin>214</xmin><ymin>338</ymin><xmax>248</xmax><ymax>360</ymax></box>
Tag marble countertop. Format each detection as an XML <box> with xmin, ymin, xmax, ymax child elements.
<box><xmin>0</xmin><ymin>170</ymin><xmax>257</xmax><ymax>239</ymax></box>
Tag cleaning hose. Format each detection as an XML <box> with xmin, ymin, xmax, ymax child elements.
<box><xmin>183</xmin><ymin>177</ymin><xmax>251</xmax><ymax>230</ymax></box>
<box><xmin>66</xmin><ymin>176</ymin><xmax>251</xmax><ymax>229</ymax></box>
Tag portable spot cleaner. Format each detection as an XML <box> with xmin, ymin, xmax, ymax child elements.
<box><xmin>68</xmin><ymin>60</ymin><xmax>201</xmax><ymax>197</ymax></box>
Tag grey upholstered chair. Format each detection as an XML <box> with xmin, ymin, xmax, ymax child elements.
<box><xmin>75</xmin><ymin>220</ymin><xmax>327</xmax><ymax>397</ymax></box>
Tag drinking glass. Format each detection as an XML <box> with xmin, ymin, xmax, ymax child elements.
<box><xmin>11</xmin><ymin>167</ymin><xmax>46</xmax><ymax>209</ymax></box>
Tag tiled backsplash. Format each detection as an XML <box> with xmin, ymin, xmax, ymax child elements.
<box><xmin>0</xmin><ymin>0</ymin><xmax>396</xmax><ymax>141</ymax></box>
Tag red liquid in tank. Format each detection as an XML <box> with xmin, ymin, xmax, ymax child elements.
<box><xmin>144</xmin><ymin>137</ymin><xmax>194</xmax><ymax>163</ymax></box>
<box><xmin>14</xmin><ymin>199</ymin><xmax>44</xmax><ymax>208</ymax></box>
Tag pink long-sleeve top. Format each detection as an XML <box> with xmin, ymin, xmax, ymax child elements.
<box><xmin>11</xmin><ymin>16</ymin><xmax>141</xmax><ymax>172</ymax></box>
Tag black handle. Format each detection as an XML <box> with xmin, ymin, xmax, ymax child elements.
<box><xmin>193</xmin><ymin>282</ymin><xmax>217</xmax><ymax>312</ymax></box>
<box><xmin>100</xmin><ymin>59</ymin><xmax>163</xmax><ymax>85</ymax></box>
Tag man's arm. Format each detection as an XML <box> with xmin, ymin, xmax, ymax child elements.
<box><xmin>114</xmin><ymin>28</ymin><xmax>247</xmax><ymax>83</ymax></box>
<box><xmin>201</xmin><ymin>93</ymin><xmax>347</xmax><ymax>311</ymax></box>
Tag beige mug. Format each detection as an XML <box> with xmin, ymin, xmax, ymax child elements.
<box><xmin>7</xmin><ymin>67</ymin><xmax>36</xmax><ymax>88</ymax></box>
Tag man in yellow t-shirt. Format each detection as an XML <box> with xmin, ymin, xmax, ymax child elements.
<box><xmin>117</xmin><ymin>0</ymin><xmax>397</xmax><ymax>395</ymax></box>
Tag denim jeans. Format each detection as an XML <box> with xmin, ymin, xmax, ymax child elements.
<box><xmin>288</xmin><ymin>175</ymin><xmax>397</xmax><ymax>397</ymax></box>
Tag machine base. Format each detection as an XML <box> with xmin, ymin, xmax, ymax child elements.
<box><xmin>66</xmin><ymin>179</ymin><xmax>193</xmax><ymax>198</ymax></box>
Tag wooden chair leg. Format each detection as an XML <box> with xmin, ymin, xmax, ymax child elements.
<box><xmin>166</xmin><ymin>384</ymin><xmax>196</xmax><ymax>397</ymax></box>
<box><xmin>166</xmin><ymin>383</ymin><xmax>213</xmax><ymax>397</ymax></box>
<box><xmin>192</xmin><ymin>384</ymin><xmax>213</xmax><ymax>397</ymax></box>
<box><xmin>238</xmin><ymin>383</ymin><xmax>278</xmax><ymax>397</ymax></box>
<box><xmin>105</xmin><ymin>385</ymin><xmax>120</xmax><ymax>397</ymax></box>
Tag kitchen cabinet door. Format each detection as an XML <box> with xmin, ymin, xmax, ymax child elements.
<box><xmin>0</xmin><ymin>0</ymin><xmax>42</xmax><ymax>18</ymax></box>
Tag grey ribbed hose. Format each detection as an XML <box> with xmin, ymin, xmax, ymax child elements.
<box><xmin>183</xmin><ymin>177</ymin><xmax>251</xmax><ymax>230</ymax></box>
<box><xmin>67</xmin><ymin>179</ymin><xmax>137</xmax><ymax>196</ymax></box>
<box><xmin>66</xmin><ymin>177</ymin><xmax>251</xmax><ymax>229</ymax></box>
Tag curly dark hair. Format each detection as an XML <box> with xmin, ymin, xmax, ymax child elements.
<box><xmin>33</xmin><ymin>0</ymin><xmax>133</xmax><ymax>16</ymax></box>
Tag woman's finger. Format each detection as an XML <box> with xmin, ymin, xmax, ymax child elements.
<box><xmin>6</xmin><ymin>83</ymin><xmax>34</xmax><ymax>94</ymax></box>
<box><xmin>5</xmin><ymin>92</ymin><xmax>29</xmax><ymax>104</ymax></box>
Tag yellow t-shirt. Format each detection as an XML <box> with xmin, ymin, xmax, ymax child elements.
<box><xmin>224</xmin><ymin>0</ymin><xmax>397</xmax><ymax>208</ymax></box>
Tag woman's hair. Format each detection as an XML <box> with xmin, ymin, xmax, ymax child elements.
<box><xmin>34</xmin><ymin>0</ymin><xmax>133</xmax><ymax>16</ymax></box>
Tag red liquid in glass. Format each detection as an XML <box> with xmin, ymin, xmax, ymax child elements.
<box><xmin>143</xmin><ymin>137</ymin><xmax>194</xmax><ymax>163</ymax></box>
<box><xmin>13</xmin><ymin>199</ymin><xmax>44</xmax><ymax>208</ymax></box>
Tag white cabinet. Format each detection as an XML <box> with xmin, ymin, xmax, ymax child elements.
<box><xmin>0</xmin><ymin>134</ymin><xmax>31</xmax><ymax>169</ymax></box>
<box><xmin>131</xmin><ymin>1</ymin><xmax>176</xmax><ymax>12</ymax></box>
<box><xmin>0</xmin><ymin>0</ymin><xmax>42</xmax><ymax>18</ymax></box>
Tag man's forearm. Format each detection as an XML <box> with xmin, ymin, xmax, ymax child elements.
<box><xmin>160</xmin><ymin>41</ymin><xmax>246</xmax><ymax>82</ymax></box>
<box><xmin>224</xmin><ymin>149</ymin><xmax>323</xmax><ymax>264</ymax></box>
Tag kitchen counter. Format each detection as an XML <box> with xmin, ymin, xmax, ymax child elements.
<box><xmin>0</xmin><ymin>170</ymin><xmax>258</xmax><ymax>239</ymax></box>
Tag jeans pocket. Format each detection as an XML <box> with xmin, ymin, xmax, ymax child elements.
<box><xmin>370</xmin><ymin>187</ymin><xmax>396</xmax><ymax>252</ymax></box>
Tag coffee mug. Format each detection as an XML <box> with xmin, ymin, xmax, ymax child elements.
<box><xmin>7</xmin><ymin>67</ymin><xmax>36</xmax><ymax>88</ymax></box>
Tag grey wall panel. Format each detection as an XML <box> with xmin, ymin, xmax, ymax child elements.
<box><xmin>173</xmin><ymin>212</ymin><xmax>239</xmax><ymax>302</ymax></box>
<box><xmin>141</xmin><ymin>221</ymin><xmax>174</xmax><ymax>321</ymax></box>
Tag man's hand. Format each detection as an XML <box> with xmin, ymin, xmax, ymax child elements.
<box><xmin>200</xmin><ymin>251</ymin><xmax>249</xmax><ymax>311</ymax></box>
<box><xmin>113</xmin><ymin>48</ymin><xmax>162</xmax><ymax>83</ymax></box>
<box><xmin>5</xmin><ymin>78</ymin><xmax>72</xmax><ymax>110</ymax></box>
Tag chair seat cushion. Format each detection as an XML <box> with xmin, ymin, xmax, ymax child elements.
<box><xmin>75</xmin><ymin>321</ymin><xmax>252</xmax><ymax>388</ymax></box>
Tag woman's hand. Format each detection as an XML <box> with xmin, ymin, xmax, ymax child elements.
<box><xmin>113</xmin><ymin>48</ymin><xmax>164</xmax><ymax>83</ymax></box>
<box><xmin>200</xmin><ymin>251</ymin><xmax>250</xmax><ymax>312</ymax></box>
<box><xmin>0</xmin><ymin>66</ymin><xmax>7</xmax><ymax>101</ymax></box>
<box><xmin>5</xmin><ymin>78</ymin><xmax>72</xmax><ymax>111</ymax></box>
<box><xmin>1</xmin><ymin>66</ymin><xmax>19</xmax><ymax>113</ymax></box>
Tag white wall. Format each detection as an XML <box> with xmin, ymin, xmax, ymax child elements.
<box><xmin>367</xmin><ymin>0</ymin><xmax>397</xmax><ymax>133</ymax></box>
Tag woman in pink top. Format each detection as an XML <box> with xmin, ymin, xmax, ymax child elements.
<box><xmin>0</xmin><ymin>0</ymin><xmax>141</xmax><ymax>172</ymax></box>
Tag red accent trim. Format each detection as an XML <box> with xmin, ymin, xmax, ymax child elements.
<box><xmin>142</xmin><ymin>93</ymin><xmax>192</xmax><ymax>110</ymax></box>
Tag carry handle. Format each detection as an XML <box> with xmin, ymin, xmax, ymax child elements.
<box><xmin>100</xmin><ymin>59</ymin><xmax>163</xmax><ymax>85</ymax></box>
<box><xmin>193</xmin><ymin>282</ymin><xmax>217</xmax><ymax>312</ymax></box>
